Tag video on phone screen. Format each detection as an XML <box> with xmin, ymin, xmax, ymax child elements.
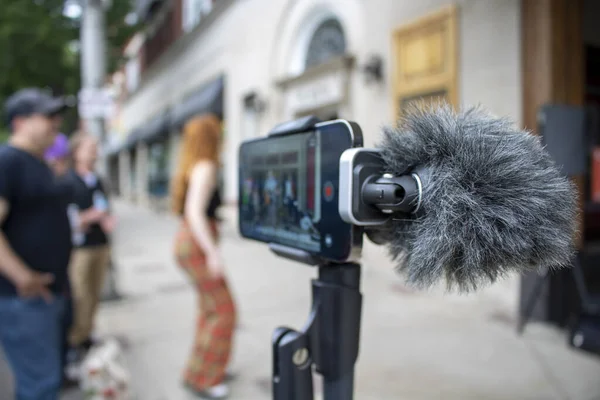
<box><xmin>240</xmin><ymin>130</ymin><xmax>322</xmax><ymax>252</ymax></box>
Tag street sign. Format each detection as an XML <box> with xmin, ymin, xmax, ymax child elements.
<box><xmin>78</xmin><ymin>87</ymin><xmax>114</xmax><ymax>119</ymax></box>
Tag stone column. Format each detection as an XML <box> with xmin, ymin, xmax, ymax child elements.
<box><xmin>136</xmin><ymin>142</ymin><xmax>149</xmax><ymax>206</ymax></box>
<box><xmin>162</xmin><ymin>132</ymin><xmax>181</xmax><ymax>212</ymax></box>
<box><xmin>168</xmin><ymin>132</ymin><xmax>181</xmax><ymax>180</ymax></box>
<box><xmin>118</xmin><ymin>150</ymin><xmax>131</xmax><ymax>200</ymax></box>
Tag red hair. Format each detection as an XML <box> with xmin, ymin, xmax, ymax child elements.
<box><xmin>170</xmin><ymin>114</ymin><xmax>221</xmax><ymax>215</ymax></box>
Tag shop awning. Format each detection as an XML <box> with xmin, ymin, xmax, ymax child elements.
<box><xmin>121</xmin><ymin>76</ymin><xmax>224</xmax><ymax>149</ymax></box>
<box><xmin>123</xmin><ymin>109</ymin><xmax>172</xmax><ymax>150</ymax></box>
<box><xmin>170</xmin><ymin>76</ymin><xmax>224</xmax><ymax>131</ymax></box>
<box><xmin>138</xmin><ymin>109</ymin><xmax>172</xmax><ymax>144</ymax></box>
<box><xmin>124</xmin><ymin>127</ymin><xmax>142</xmax><ymax>150</ymax></box>
<box><xmin>103</xmin><ymin>137</ymin><xmax>126</xmax><ymax>156</ymax></box>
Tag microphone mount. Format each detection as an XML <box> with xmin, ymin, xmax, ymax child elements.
<box><xmin>362</xmin><ymin>173</ymin><xmax>423</xmax><ymax>215</ymax></box>
<box><xmin>339</xmin><ymin>148</ymin><xmax>427</xmax><ymax>227</ymax></box>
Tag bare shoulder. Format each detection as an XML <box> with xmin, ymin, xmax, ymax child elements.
<box><xmin>185</xmin><ymin>161</ymin><xmax>218</xmax><ymax>210</ymax></box>
<box><xmin>191</xmin><ymin>160</ymin><xmax>217</xmax><ymax>178</ymax></box>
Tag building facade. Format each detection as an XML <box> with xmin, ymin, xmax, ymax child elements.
<box><xmin>98</xmin><ymin>0</ymin><xmax>600</xmax><ymax>339</ymax></box>
<box><xmin>108</xmin><ymin>0</ymin><xmax>534</xmax><ymax>205</ymax></box>
<box><xmin>106</xmin><ymin>0</ymin><xmax>524</xmax><ymax>205</ymax></box>
<box><xmin>106</xmin><ymin>0</ymin><xmax>600</xmax><ymax>325</ymax></box>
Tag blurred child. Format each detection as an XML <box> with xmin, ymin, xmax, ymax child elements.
<box><xmin>62</xmin><ymin>131</ymin><xmax>115</xmax><ymax>357</ymax></box>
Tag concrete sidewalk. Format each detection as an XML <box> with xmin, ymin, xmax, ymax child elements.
<box><xmin>97</xmin><ymin>200</ymin><xmax>600</xmax><ymax>400</ymax></box>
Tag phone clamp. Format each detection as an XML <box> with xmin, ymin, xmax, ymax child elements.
<box><xmin>269</xmin><ymin>245</ymin><xmax>362</xmax><ymax>400</ymax></box>
<box><xmin>268</xmin><ymin>115</ymin><xmax>322</xmax><ymax>137</ymax></box>
<box><xmin>340</xmin><ymin>148</ymin><xmax>428</xmax><ymax>227</ymax></box>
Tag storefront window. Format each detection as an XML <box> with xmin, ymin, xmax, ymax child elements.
<box><xmin>148</xmin><ymin>141</ymin><xmax>170</xmax><ymax>197</ymax></box>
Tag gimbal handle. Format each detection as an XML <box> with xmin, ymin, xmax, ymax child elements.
<box><xmin>270</xmin><ymin>249</ymin><xmax>362</xmax><ymax>400</ymax></box>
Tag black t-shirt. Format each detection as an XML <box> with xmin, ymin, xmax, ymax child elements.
<box><xmin>61</xmin><ymin>169</ymin><xmax>109</xmax><ymax>248</ymax></box>
<box><xmin>0</xmin><ymin>145</ymin><xmax>73</xmax><ymax>296</ymax></box>
<box><xmin>207</xmin><ymin>189</ymin><xmax>221</xmax><ymax>219</ymax></box>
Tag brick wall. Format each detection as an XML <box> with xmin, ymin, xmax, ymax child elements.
<box><xmin>141</xmin><ymin>0</ymin><xmax>183</xmax><ymax>73</ymax></box>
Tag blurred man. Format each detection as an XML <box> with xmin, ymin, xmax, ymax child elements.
<box><xmin>62</xmin><ymin>131</ymin><xmax>115</xmax><ymax>360</ymax></box>
<box><xmin>0</xmin><ymin>88</ymin><xmax>71</xmax><ymax>399</ymax></box>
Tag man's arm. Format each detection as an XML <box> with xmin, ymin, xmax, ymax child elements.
<box><xmin>0</xmin><ymin>198</ymin><xmax>30</xmax><ymax>283</ymax></box>
<box><xmin>68</xmin><ymin>176</ymin><xmax>110</xmax><ymax>230</ymax></box>
<box><xmin>0</xmin><ymin>198</ymin><xmax>53</xmax><ymax>300</ymax></box>
<box><xmin>97</xmin><ymin>177</ymin><xmax>116</xmax><ymax>234</ymax></box>
<box><xmin>79</xmin><ymin>207</ymin><xmax>106</xmax><ymax>228</ymax></box>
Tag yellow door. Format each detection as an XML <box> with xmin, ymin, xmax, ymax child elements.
<box><xmin>392</xmin><ymin>5</ymin><xmax>459</xmax><ymax>119</ymax></box>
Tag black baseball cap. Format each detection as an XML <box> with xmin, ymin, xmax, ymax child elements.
<box><xmin>4</xmin><ymin>88</ymin><xmax>67</xmax><ymax>128</ymax></box>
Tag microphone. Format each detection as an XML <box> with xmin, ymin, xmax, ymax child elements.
<box><xmin>370</xmin><ymin>103</ymin><xmax>578</xmax><ymax>292</ymax></box>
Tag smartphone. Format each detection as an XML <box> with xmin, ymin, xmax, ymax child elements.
<box><xmin>238</xmin><ymin>119</ymin><xmax>363</xmax><ymax>263</ymax></box>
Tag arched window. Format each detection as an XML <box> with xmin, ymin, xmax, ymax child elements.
<box><xmin>304</xmin><ymin>18</ymin><xmax>346</xmax><ymax>69</ymax></box>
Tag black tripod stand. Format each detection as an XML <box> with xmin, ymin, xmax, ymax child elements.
<box><xmin>270</xmin><ymin>245</ymin><xmax>363</xmax><ymax>400</ymax></box>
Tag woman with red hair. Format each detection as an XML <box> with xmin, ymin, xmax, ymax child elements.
<box><xmin>171</xmin><ymin>114</ymin><xmax>236</xmax><ymax>399</ymax></box>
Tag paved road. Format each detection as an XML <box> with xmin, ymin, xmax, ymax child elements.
<box><xmin>2</xmin><ymin>201</ymin><xmax>600</xmax><ymax>400</ymax></box>
<box><xmin>100</xmin><ymin>202</ymin><xmax>600</xmax><ymax>400</ymax></box>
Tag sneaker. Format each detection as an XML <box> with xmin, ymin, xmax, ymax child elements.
<box><xmin>64</xmin><ymin>347</ymin><xmax>86</xmax><ymax>381</ymax></box>
<box><xmin>81</xmin><ymin>336</ymin><xmax>99</xmax><ymax>351</ymax></box>
<box><xmin>200</xmin><ymin>383</ymin><xmax>229</xmax><ymax>399</ymax></box>
<box><xmin>60</xmin><ymin>375</ymin><xmax>79</xmax><ymax>391</ymax></box>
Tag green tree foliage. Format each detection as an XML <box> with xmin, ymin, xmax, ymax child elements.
<box><xmin>0</xmin><ymin>0</ymin><xmax>138</xmax><ymax>133</ymax></box>
<box><xmin>0</xmin><ymin>1</ymin><xmax>79</xmax><ymax>104</ymax></box>
<box><xmin>0</xmin><ymin>129</ymin><xmax>9</xmax><ymax>144</ymax></box>
<box><xmin>106</xmin><ymin>0</ymin><xmax>140</xmax><ymax>73</ymax></box>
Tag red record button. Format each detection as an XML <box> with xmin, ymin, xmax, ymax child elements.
<box><xmin>324</xmin><ymin>182</ymin><xmax>334</xmax><ymax>201</ymax></box>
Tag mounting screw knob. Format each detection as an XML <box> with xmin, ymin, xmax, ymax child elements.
<box><xmin>292</xmin><ymin>348</ymin><xmax>310</xmax><ymax>367</ymax></box>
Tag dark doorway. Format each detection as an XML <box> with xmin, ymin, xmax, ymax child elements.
<box><xmin>520</xmin><ymin>0</ymin><xmax>600</xmax><ymax>327</ymax></box>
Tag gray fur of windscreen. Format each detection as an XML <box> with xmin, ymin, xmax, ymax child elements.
<box><xmin>377</xmin><ymin>103</ymin><xmax>578</xmax><ymax>292</ymax></box>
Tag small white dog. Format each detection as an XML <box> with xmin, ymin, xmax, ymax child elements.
<box><xmin>79</xmin><ymin>339</ymin><xmax>131</xmax><ymax>400</ymax></box>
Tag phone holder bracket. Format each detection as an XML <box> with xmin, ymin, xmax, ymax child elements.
<box><xmin>269</xmin><ymin>243</ymin><xmax>321</xmax><ymax>266</ymax></box>
<box><xmin>268</xmin><ymin>115</ymin><xmax>322</xmax><ymax>137</ymax></box>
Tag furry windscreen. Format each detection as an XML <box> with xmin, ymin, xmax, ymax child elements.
<box><xmin>378</xmin><ymin>104</ymin><xmax>578</xmax><ymax>292</ymax></box>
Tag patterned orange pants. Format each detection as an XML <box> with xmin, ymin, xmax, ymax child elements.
<box><xmin>174</xmin><ymin>220</ymin><xmax>236</xmax><ymax>390</ymax></box>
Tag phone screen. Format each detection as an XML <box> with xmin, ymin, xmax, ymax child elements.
<box><xmin>238</xmin><ymin>120</ymin><xmax>362</xmax><ymax>262</ymax></box>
